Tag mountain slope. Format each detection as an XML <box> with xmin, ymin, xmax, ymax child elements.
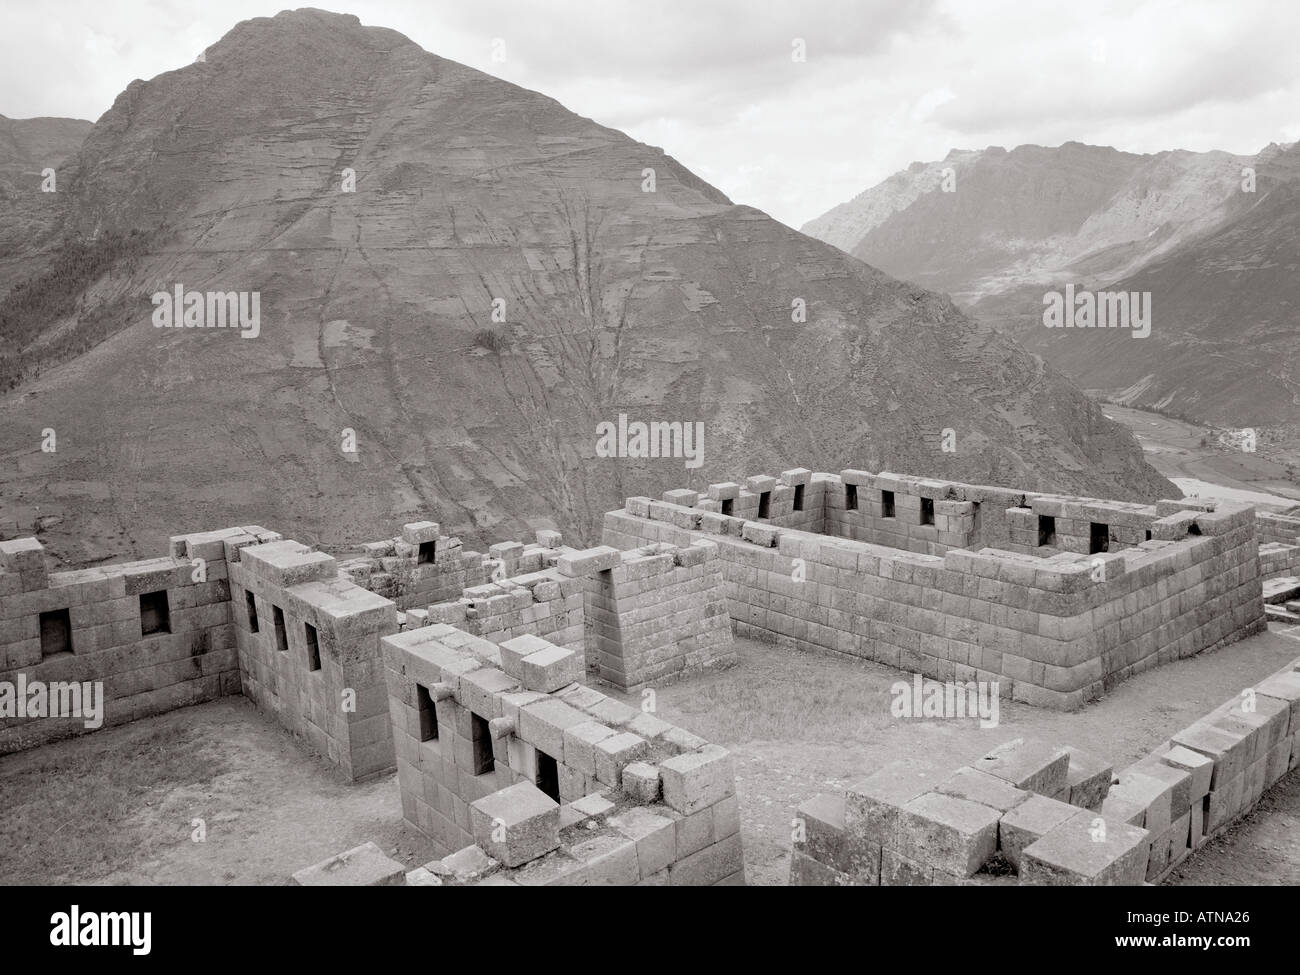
<box><xmin>804</xmin><ymin>141</ymin><xmax>1300</xmax><ymax>428</ymax></box>
<box><xmin>0</xmin><ymin>9</ymin><xmax>1172</xmax><ymax>564</ymax></box>
<box><xmin>0</xmin><ymin>114</ymin><xmax>93</xmax><ymax>292</ymax></box>
<box><xmin>1014</xmin><ymin>143</ymin><xmax>1300</xmax><ymax>426</ymax></box>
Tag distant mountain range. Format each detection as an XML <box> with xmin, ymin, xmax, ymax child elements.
<box><xmin>804</xmin><ymin>141</ymin><xmax>1300</xmax><ymax>428</ymax></box>
<box><xmin>0</xmin><ymin>10</ymin><xmax>1171</xmax><ymax>564</ymax></box>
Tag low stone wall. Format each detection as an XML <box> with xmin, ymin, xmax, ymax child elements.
<box><xmin>0</xmin><ymin>533</ymin><xmax>239</xmax><ymax>753</ymax></box>
<box><xmin>584</xmin><ymin>542</ymin><xmax>736</xmax><ymax>691</ymax></box>
<box><xmin>337</xmin><ymin>521</ymin><xmax>489</xmax><ymax>610</ymax></box>
<box><xmin>1258</xmin><ymin>511</ymin><xmax>1300</xmax><ymax>548</ymax></box>
<box><xmin>380</xmin><ymin>626</ymin><xmax>743</xmax><ymax>884</ymax></box>
<box><xmin>421</xmin><ymin>535</ymin><xmax>586</xmax><ymax>663</ymax></box>
<box><xmin>683</xmin><ymin>468</ymin><xmax>827</xmax><ymax>535</ymax></box>
<box><xmin>226</xmin><ymin>532</ymin><xmax>398</xmax><ymax>781</ymax></box>
<box><xmin>793</xmin><ymin>652</ymin><xmax>1300</xmax><ymax>885</ymax></box>
<box><xmin>605</xmin><ymin>494</ymin><xmax>1265</xmax><ymax>708</ymax></box>
<box><xmin>1261</xmin><ymin>542</ymin><xmax>1300</xmax><ymax>580</ymax></box>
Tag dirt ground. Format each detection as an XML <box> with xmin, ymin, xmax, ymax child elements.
<box><xmin>0</xmin><ymin>697</ymin><xmax>438</xmax><ymax>885</ymax></box>
<box><xmin>2</xmin><ymin>624</ymin><xmax>1298</xmax><ymax>886</ymax></box>
<box><xmin>634</xmin><ymin>626</ymin><xmax>1300</xmax><ymax>886</ymax></box>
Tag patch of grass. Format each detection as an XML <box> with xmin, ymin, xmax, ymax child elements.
<box><xmin>0</xmin><ymin>723</ymin><xmax>228</xmax><ymax>884</ymax></box>
<box><xmin>659</xmin><ymin>651</ymin><xmax>891</xmax><ymax>744</ymax></box>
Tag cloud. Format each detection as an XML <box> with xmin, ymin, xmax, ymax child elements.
<box><xmin>0</xmin><ymin>0</ymin><xmax>1296</xmax><ymax>228</ymax></box>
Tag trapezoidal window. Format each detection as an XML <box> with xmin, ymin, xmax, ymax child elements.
<box><xmin>245</xmin><ymin>591</ymin><xmax>259</xmax><ymax>632</ymax></box>
<box><xmin>417</xmin><ymin>540</ymin><xmax>437</xmax><ymax>565</ymax></box>
<box><xmin>758</xmin><ymin>491</ymin><xmax>771</xmax><ymax>519</ymax></box>
<box><xmin>793</xmin><ymin>483</ymin><xmax>805</xmax><ymax>512</ymax></box>
<box><xmin>845</xmin><ymin>484</ymin><xmax>858</xmax><ymax>511</ymax></box>
<box><xmin>272</xmin><ymin>605</ymin><xmax>288</xmax><ymax>651</ymax></box>
<box><xmin>720</xmin><ymin>498</ymin><xmax>734</xmax><ymax>517</ymax></box>
<box><xmin>469</xmin><ymin>711</ymin><xmax>495</xmax><ymax>775</ymax></box>
<box><xmin>1038</xmin><ymin>515</ymin><xmax>1056</xmax><ymax>547</ymax></box>
<box><xmin>39</xmin><ymin>608</ymin><xmax>72</xmax><ymax>658</ymax></box>
<box><xmin>1090</xmin><ymin>522</ymin><xmax>1110</xmax><ymax>554</ymax></box>
<box><xmin>536</xmin><ymin>750</ymin><xmax>560</xmax><ymax>802</ymax></box>
<box><xmin>880</xmin><ymin>490</ymin><xmax>894</xmax><ymax>518</ymax></box>
<box><xmin>305</xmin><ymin>622</ymin><xmax>321</xmax><ymax>671</ymax></box>
<box><xmin>920</xmin><ymin>498</ymin><xmax>935</xmax><ymax>526</ymax></box>
<box><xmin>139</xmin><ymin>590</ymin><xmax>171</xmax><ymax>636</ymax></box>
<box><xmin>415</xmin><ymin>684</ymin><xmax>438</xmax><ymax>742</ymax></box>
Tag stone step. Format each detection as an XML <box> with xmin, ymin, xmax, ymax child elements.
<box><xmin>1262</xmin><ymin>577</ymin><xmax>1300</xmax><ymax>604</ymax></box>
<box><xmin>1265</xmin><ymin>604</ymin><xmax>1300</xmax><ymax>624</ymax></box>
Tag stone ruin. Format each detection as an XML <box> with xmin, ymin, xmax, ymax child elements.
<box><xmin>605</xmin><ymin>468</ymin><xmax>1272</xmax><ymax>709</ymax></box>
<box><xmin>3</xmin><ymin>463</ymin><xmax>1300</xmax><ymax>885</ymax></box>
<box><xmin>791</xmin><ymin>649</ymin><xmax>1300</xmax><ymax>885</ymax></box>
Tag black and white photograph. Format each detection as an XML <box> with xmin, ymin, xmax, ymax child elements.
<box><xmin>1</xmin><ymin>0</ymin><xmax>1297</xmax><ymax>943</ymax></box>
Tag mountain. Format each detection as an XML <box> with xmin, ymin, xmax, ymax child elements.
<box><xmin>1012</xmin><ymin>142</ymin><xmax>1300</xmax><ymax>427</ymax></box>
<box><xmin>0</xmin><ymin>9</ymin><xmax>1172</xmax><ymax>565</ymax></box>
<box><xmin>803</xmin><ymin>141</ymin><xmax>1300</xmax><ymax>428</ymax></box>
<box><xmin>0</xmin><ymin>114</ymin><xmax>93</xmax><ymax>290</ymax></box>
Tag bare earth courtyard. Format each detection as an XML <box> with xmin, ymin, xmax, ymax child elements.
<box><xmin>5</xmin><ymin>626</ymin><xmax>1299</xmax><ymax>887</ymax></box>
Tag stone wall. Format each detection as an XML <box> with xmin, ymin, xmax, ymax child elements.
<box><xmin>0</xmin><ymin>532</ymin><xmax>239</xmax><ymax>753</ymax></box>
<box><xmin>792</xmin><ymin>651</ymin><xmax>1300</xmax><ymax>885</ymax></box>
<box><xmin>604</xmin><ymin>491</ymin><xmax>1266</xmax><ymax>709</ymax></box>
<box><xmin>226</xmin><ymin>532</ymin><xmax>398</xmax><ymax>781</ymax></box>
<box><xmin>380</xmin><ymin>626</ymin><xmax>743</xmax><ymax>884</ymax></box>
<box><xmin>584</xmin><ymin>541</ymin><xmax>736</xmax><ymax>690</ymax></box>
<box><xmin>1258</xmin><ymin>511</ymin><xmax>1300</xmax><ymax>548</ymax></box>
<box><xmin>422</xmin><ymin>536</ymin><xmax>586</xmax><ymax>663</ymax></box>
<box><xmin>337</xmin><ymin>521</ymin><xmax>488</xmax><ymax>610</ymax></box>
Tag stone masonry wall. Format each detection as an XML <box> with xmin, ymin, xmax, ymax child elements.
<box><xmin>380</xmin><ymin>625</ymin><xmax>743</xmax><ymax>884</ymax></box>
<box><xmin>0</xmin><ymin>532</ymin><xmax>239</xmax><ymax>753</ymax></box>
<box><xmin>1258</xmin><ymin>511</ymin><xmax>1300</xmax><ymax>548</ymax></box>
<box><xmin>832</xmin><ymin>470</ymin><xmax>1160</xmax><ymax>557</ymax></box>
<box><xmin>583</xmin><ymin>542</ymin><xmax>736</xmax><ymax>691</ymax></box>
<box><xmin>338</xmin><ymin>521</ymin><xmax>488</xmax><ymax>611</ymax></box>
<box><xmin>227</xmin><ymin>532</ymin><xmax>398</xmax><ymax>781</ymax></box>
<box><xmin>421</xmin><ymin>532</ymin><xmax>586</xmax><ymax>663</ymax></box>
<box><xmin>604</xmin><ymin>494</ymin><xmax>1265</xmax><ymax>709</ymax></box>
<box><xmin>792</xmin><ymin>651</ymin><xmax>1300</xmax><ymax>885</ymax></box>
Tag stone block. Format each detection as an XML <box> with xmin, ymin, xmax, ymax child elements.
<box><xmin>520</xmin><ymin>645</ymin><xmax>581</xmax><ymax>693</ymax></box>
<box><xmin>400</xmin><ymin>522</ymin><xmax>441</xmax><ymax>545</ymax></box>
<box><xmin>843</xmin><ymin>760</ymin><xmax>944</xmax><ymax>847</ymax></box>
<box><xmin>1108</xmin><ymin>769</ymin><xmax>1173</xmax><ymax>832</ymax></box>
<box><xmin>1063</xmin><ymin>745</ymin><xmax>1113</xmax><ymax>809</ymax></box>
<box><xmin>1161</xmin><ymin>745</ymin><xmax>1213</xmax><ymax>801</ymax></box>
<box><xmin>621</xmin><ymin>761</ymin><xmax>662</xmax><ymax>802</ymax></box>
<box><xmin>934</xmin><ymin>766</ymin><xmax>1032</xmax><ymax>814</ymax></box>
<box><xmin>562</xmin><ymin>720</ymin><xmax>617</xmax><ymax>776</ymax></box>
<box><xmin>556</xmin><ymin>546</ymin><xmax>622</xmax><ymax>578</ymax></box>
<box><xmin>977</xmin><ymin>738</ymin><xmax>1070</xmax><ymax>795</ymax></box>
<box><xmin>999</xmin><ymin>794</ymin><xmax>1078</xmax><ymax>870</ymax></box>
<box><xmin>469</xmin><ymin>781</ymin><xmax>560</xmax><ymax>868</ymax></box>
<box><xmin>1019</xmin><ymin>811</ymin><xmax>1150</xmax><ymax>885</ymax></box>
<box><xmin>894</xmin><ymin>792</ymin><xmax>1000</xmax><ymax>877</ymax></box>
<box><xmin>660</xmin><ymin>745</ymin><xmax>735</xmax><ymax>814</ymax></box>
<box><xmin>498</xmin><ymin>633</ymin><xmax>555</xmax><ymax>679</ymax></box>
<box><xmin>290</xmin><ymin>842</ymin><xmax>406</xmax><ymax>886</ymax></box>
<box><xmin>593</xmin><ymin>731</ymin><xmax>649</xmax><ymax>786</ymax></box>
<box><xmin>608</xmin><ymin>806</ymin><xmax>677</xmax><ymax>877</ymax></box>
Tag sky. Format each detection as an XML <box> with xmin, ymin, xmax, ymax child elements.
<box><xmin>3</xmin><ymin>0</ymin><xmax>1297</xmax><ymax>228</ymax></box>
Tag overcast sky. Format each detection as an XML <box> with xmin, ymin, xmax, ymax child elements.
<box><xmin>3</xmin><ymin>0</ymin><xmax>1297</xmax><ymax>227</ymax></box>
